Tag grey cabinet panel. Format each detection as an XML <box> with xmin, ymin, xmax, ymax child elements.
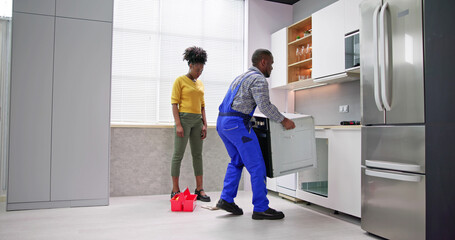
<box><xmin>56</xmin><ymin>0</ymin><xmax>113</xmax><ymax>22</ymax></box>
<box><xmin>51</xmin><ymin>17</ymin><xmax>111</xmax><ymax>201</ymax></box>
<box><xmin>13</xmin><ymin>0</ymin><xmax>56</xmax><ymax>16</ymax></box>
<box><xmin>8</xmin><ymin>13</ymin><xmax>54</xmax><ymax>203</ymax></box>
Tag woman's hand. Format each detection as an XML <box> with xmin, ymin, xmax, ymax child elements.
<box><xmin>176</xmin><ymin>125</ymin><xmax>184</xmax><ymax>138</ymax></box>
<box><xmin>201</xmin><ymin>125</ymin><xmax>207</xmax><ymax>140</ymax></box>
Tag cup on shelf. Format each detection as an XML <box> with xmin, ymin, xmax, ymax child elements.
<box><xmin>306</xmin><ymin>43</ymin><xmax>312</xmax><ymax>59</ymax></box>
<box><xmin>305</xmin><ymin>44</ymin><xmax>310</xmax><ymax>59</ymax></box>
<box><xmin>299</xmin><ymin>46</ymin><xmax>304</xmax><ymax>60</ymax></box>
<box><xmin>295</xmin><ymin>48</ymin><xmax>302</xmax><ymax>62</ymax></box>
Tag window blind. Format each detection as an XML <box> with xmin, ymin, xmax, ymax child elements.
<box><xmin>0</xmin><ymin>0</ymin><xmax>12</xmax><ymax>18</ymax></box>
<box><xmin>111</xmin><ymin>0</ymin><xmax>244</xmax><ymax>125</ymax></box>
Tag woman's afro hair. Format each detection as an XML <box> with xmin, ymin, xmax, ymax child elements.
<box><xmin>183</xmin><ymin>46</ymin><xmax>207</xmax><ymax>65</ymax></box>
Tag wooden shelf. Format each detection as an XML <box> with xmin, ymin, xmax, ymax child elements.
<box><xmin>289</xmin><ymin>58</ymin><xmax>312</xmax><ymax>69</ymax></box>
<box><xmin>287</xmin><ymin>16</ymin><xmax>312</xmax><ymax>44</ymax></box>
<box><xmin>287</xmin><ymin>16</ymin><xmax>312</xmax><ymax>86</ymax></box>
<box><xmin>288</xmin><ymin>34</ymin><xmax>312</xmax><ymax>47</ymax></box>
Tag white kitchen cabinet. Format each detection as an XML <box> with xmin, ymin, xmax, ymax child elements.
<box><xmin>296</xmin><ymin>127</ymin><xmax>361</xmax><ymax>217</ymax></box>
<box><xmin>56</xmin><ymin>0</ymin><xmax>113</xmax><ymax>22</ymax></box>
<box><xmin>270</xmin><ymin>27</ymin><xmax>287</xmax><ymax>88</ymax></box>
<box><xmin>328</xmin><ymin>128</ymin><xmax>361</xmax><ymax>217</ymax></box>
<box><xmin>7</xmin><ymin>1</ymin><xmax>113</xmax><ymax>210</ymax></box>
<box><xmin>312</xmin><ymin>1</ymin><xmax>345</xmax><ymax>80</ymax></box>
<box><xmin>343</xmin><ymin>0</ymin><xmax>363</xmax><ymax>34</ymax></box>
<box><xmin>266</xmin><ymin>177</ymin><xmax>277</xmax><ymax>192</ymax></box>
<box><xmin>276</xmin><ymin>173</ymin><xmax>297</xmax><ymax>197</ymax></box>
<box><xmin>13</xmin><ymin>0</ymin><xmax>56</xmax><ymax>16</ymax></box>
<box><xmin>51</xmin><ymin>17</ymin><xmax>111</xmax><ymax>202</ymax></box>
<box><xmin>270</xmin><ymin>17</ymin><xmax>319</xmax><ymax>90</ymax></box>
<box><xmin>8</xmin><ymin>12</ymin><xmax>54</xmax><ymax>204</ymax></box>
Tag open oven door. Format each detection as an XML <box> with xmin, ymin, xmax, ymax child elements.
<box><xmin>253</xmin><ymin>113</ymin><xmax>317</xmax><ymax>178</ymax></box>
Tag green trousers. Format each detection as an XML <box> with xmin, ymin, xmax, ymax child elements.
<box><xmin>171</xmin><ymin>112</ymin><xmax>204</xmax><ymax>177</ymax></box>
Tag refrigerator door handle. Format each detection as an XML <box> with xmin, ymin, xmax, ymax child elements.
<box><xmin>366</xmin><ymin>160</ymin><xmax>421</xmax><ymax>172</ymax></box>
<box><xmin>372</xmin><ymin>5</ymin><xmax>384</xmax><ymax>112</ymax></box>
<box><xmin>379</xmin><ymin>2</ymin><xmax>392</xmax><ymax>111</ymax></box>
<box><xmin>365</xmin><ymin>169</ymin><xmax>422</xmax><ymax>182</ymax></box>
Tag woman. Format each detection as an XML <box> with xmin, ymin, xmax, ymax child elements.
<box><xmin>170</xmin><ymin>46</ymin><xmax>210</xmax><ymax>202</ymax></box>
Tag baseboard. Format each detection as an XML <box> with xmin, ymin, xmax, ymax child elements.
<box><xmin>6</xmin><ymin>198</ymin><xmax>109</xmax><ymax>211</ymax></box>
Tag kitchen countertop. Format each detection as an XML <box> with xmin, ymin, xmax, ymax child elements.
<box><xmin>315</xmin><ymin>125</ymin><xmax>361</xmax><ymax>130</ymax></box>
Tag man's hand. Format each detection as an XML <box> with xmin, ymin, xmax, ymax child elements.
<box><xmin>281</xmin><ymin>118</ymin><xmax>295</xmax><ymax>130</ymax></box>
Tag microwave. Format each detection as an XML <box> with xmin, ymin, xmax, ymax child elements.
<box><xmin>345</xmin><ymin>31</ymin><xmax>360</xmax><ymax>70</ymax></box>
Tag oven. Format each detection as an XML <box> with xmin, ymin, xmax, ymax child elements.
<box><xmin>251</xmin><ymin>116</ymin><xmax>273</xmax><ymax>178</ymax></box>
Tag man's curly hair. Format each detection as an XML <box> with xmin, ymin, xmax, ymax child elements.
<box><xmin>183</xmin><ymin>46</ymin><xmax>207</xmax><ymax>65</ymax></box>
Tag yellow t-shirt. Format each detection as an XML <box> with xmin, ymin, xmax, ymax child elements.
<box><xmin>171</xmin><ymin>75</ymin><xmax>205</xmax><ymax>114</ymax></box>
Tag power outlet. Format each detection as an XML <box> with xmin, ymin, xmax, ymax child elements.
<box><xmin>339</xmin><ymin>105</ymin><xmax>349</xmax><ymax>113</ymax></box>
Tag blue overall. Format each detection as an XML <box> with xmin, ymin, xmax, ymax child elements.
<box><xmin>216</xmin><ymin>71</ymin><xmax>269</xmax><ymax>212</ymax></box>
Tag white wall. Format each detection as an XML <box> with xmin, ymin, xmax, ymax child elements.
<box><xmin>293</xmin><ymin>0</ymin><xmax>338</xmax><ymax>23</ymax></box>
<box><xmin>243</xmin><ymin>0</ymin><xmax>293</xmax><ymax>191</ymax></box>
<box><xmin>246</xmin><ymin>0</ymin><xmax>293</xmax><ymax>67</ymax></box>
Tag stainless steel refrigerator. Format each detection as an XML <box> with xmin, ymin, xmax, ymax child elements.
<box><xmin>360</xmin><ymin>0</ymin><xmax>425</xmax><ymax>239</ymax></box>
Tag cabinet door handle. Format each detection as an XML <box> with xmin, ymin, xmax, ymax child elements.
<box><xmin>365</xmin><ymin>169</ymin><xmax>421</xmax><ymax>182</ymax></box>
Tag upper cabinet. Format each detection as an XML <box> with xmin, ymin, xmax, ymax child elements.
<box><xmin>271</xmin><ymin>17</ymin><xmax>316</xmax><ymax>90</ymax></box>
<box><xmin>312</xmin><ymin>0</ymin><xmax>345</xmax><ymax>80</ymax></box>
<box><xmin>344</xmin><ymin>0</ymin><xmax>363</xmax><ymax>34</ymax></box>
<box><xmin>13</xmin><ymin>0</ymin><xmax>113</xmax><ymax>22</ymax></box>
<box><xmin>287</xmin><ymin>16</ymin><xmax>313</xmax><ymax>85</ymax></box>
<box><xmin>56</xmin><ymin>0</ymin><xmax>113</xmax><ymax>22</ymax></box>
<box><xmin>13</xmin><ymin>0</ymin><xmax>56</xmax><ymax>15</ymax></box>
<box><xmin>270</xmin><ymin>27</ymin><xmax>288</xmax><ymax>89</ymax></box>
<box><xmin>270</xmin><ymin>0</ymin><xmax>361</xmax><ymax>89</ymax></box>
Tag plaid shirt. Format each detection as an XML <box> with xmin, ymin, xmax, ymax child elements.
<box><xmin>230</xmin><ymin>67</ymin><xmax>285</xmax><ymax>123</ymax></box>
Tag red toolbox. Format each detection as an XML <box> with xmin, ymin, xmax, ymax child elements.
<box><xmin>170</xmin><ymin>188</ymin><xmax>197</xmax><ymax>212</ymax></box>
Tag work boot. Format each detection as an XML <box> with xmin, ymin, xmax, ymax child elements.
<box><xmin>252</xmin><ymin>207</ymin><xmax>285</xmax><ymax>220</ymax></box>
<box><xmin>216</xmin><ymin>199</ymin><xmax>243</xmax><ymax>215</ymax></box>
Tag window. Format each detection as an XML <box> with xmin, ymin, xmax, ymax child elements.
<box><xmin>111</xmin><ymin>0</ymin><xmax>244</xmax><ymax>125</ymax></box>
<box><xmin>0</xmin><ymin>0</ymin><xmax>12</xmax><ymax>18</ymax></box>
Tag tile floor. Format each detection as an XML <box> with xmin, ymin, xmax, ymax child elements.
<box><xmin>0</xmin><ymin>191</ymin><xmax>383</xmax><ymax>240</ymax></box>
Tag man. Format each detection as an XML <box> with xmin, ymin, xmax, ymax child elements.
<box><xmin>216</xmin><ymin>49</ymin><xmax>295</xmax><ymax>220</ymax></box>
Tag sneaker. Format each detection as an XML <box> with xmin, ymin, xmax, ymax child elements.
<box><xmin>252</xmin><ymin>208</ymin><xmax>285</xmax><ymax>220</ymax></box>
<box><xmin>216</xmin><ymin>199</ymin><xmax>243</xmax><ymax>215</ymax></box>
<box><xmin>194</xmin><ymin>188</ymin><xmax>211</xmax><ymax>202</ymax></box>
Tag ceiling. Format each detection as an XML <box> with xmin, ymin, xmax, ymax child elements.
<box><xmin>265</xmin><ymin>0</ymin><xmax>300</xmax><ymax>5</ymax></box>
